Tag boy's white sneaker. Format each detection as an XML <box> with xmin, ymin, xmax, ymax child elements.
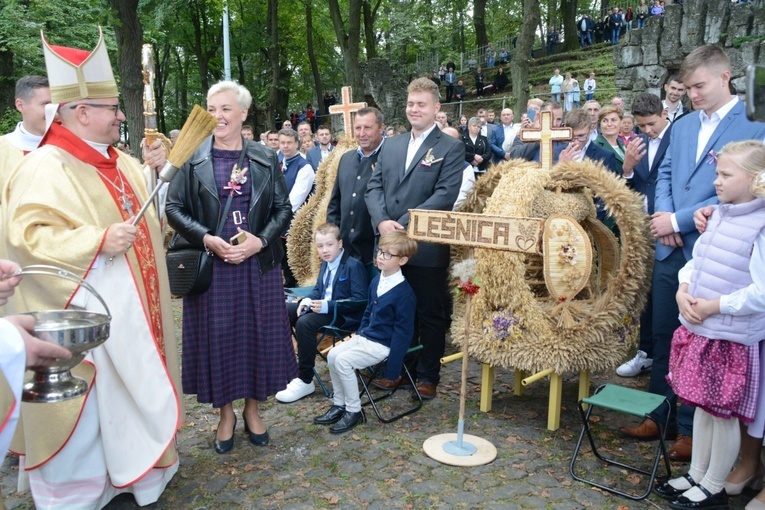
<box><xmin>616</xmin><ymin>350</ymin><xmax>653</xmax><ymax>377</ymax></box>
<box><xmin>275</xmin><ymin>378</ymin><xmax>316</xmax><ymax>403</ymax></box>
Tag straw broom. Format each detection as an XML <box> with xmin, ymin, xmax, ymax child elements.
<box><xmin>132</xmin><ymin>105</ymin><xmax>218</xmax><ymax>226</ymax></box>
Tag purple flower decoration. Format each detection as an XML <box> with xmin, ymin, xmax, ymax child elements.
<box><xmin>491</xmin><ymin>308</ymin><xmax>524</xmax><ymax>342</ymax></box>
<box><xmin>707</xmin><ymin>150</ymin><xmax>718</xmax><ymax>165</ymax></box>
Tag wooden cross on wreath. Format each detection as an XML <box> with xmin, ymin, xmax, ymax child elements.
<box><xmin>329</xmin><ymin>86</ymin><xmax>367</xmax><ymax>138</ymax></box>
<box><xmin>520</xmin><ymin>110</ymin><xmax>572</xmax><ymax>171</ymax></box>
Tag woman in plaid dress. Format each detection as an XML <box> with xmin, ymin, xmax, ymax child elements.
<box><xmin>167</xmin><ymin>81</ymin><xmax>297</xmax><ymax>454</ymax></box>
<box><xmin>656</xmin><ymin>141</ymin><xmax>765</xmax><ymax>509</ymax></box>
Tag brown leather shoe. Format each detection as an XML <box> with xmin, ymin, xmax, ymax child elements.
<box><xmin>668</xmin><ymin>434</ymin><xmax>692</xmax><ymax>462</ymax></box>
<box><xmin>371</xmin><ymin>376</ymin><xmax>402</xmax><ymax>390</ymax></box>
<box><xmin>619</xmin><ymin>419</ymin><xmax>660</xmax><ymax>439</ymax></box>
<box><xmin>416</xmin><ymin>382</ymin><xmax>437</xmax><ymax>400</ymax></box>
<box><xmin>619</xmin><ymin>419</ymin><xmax>677</xmax><ymax>440</ymax></box>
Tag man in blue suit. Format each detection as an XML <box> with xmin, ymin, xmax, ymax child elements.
<box><xmin>489</xmin><ymin>108</ymin><xmax>518</xmax><ymax>164</ymax></box>
<box><xmin>306</xmin><ymin>125</ymin><xmax>334</xmax><ymax>171</ymax></box>
<box><xmin>620</xmin><ymin>45</ymin><xmax>765</xmax><ymax>467</ymax></box>
<box><xmin>614</xmin><ymin>93</ymin><xmax>671</xmax><ymax>379</ymax></box>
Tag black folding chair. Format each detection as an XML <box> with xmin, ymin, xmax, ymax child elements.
<box><xmin>357</xmin><ymin>344</ymin><xmax>424</xmax><ymax>423</ymax></box>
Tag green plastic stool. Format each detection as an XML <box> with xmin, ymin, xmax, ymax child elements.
<box><xmin>569</xmin><ymin>383</ymin><xmax>672</xmax><ymax>500</ymax></box>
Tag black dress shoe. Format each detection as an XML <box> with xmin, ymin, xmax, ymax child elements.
<box><xmin>329</xmin><ymin>410</ymin><xmax>365</xmax><ymax>434</ymax></box>
<box><xmin>213</xmin><ymin>415</ymin><xmax>237</xmax><ymax>454</ymax></box>
<box><xmin>243</xmin><ymin>418</ymin><xmax>270</xmax><ymax>446</ymax></box>
<box><xmin>656</xmin><ymin>474</ymin><xmax>697</xmax><ymax>499</ymax></box>
<box><xmin>314</xmin><ymin>405</ymin><xmax>346</xmax><ymax>425</ymax></box>
<box><xmin>668</xmin><ymin>485</ymin><xmax>728</xmax><ymax>510</ymax></box>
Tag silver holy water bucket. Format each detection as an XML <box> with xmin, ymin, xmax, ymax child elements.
<box><xmin>13</xmin><ymin>265</ymin><xmax>111</xmax><ymax>403</ymax></box>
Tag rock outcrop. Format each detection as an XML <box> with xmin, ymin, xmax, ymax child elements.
<box><xmin>615</xmin><ymin>1</ymin><xmax>765</xmax><ymax>104</ymax></box>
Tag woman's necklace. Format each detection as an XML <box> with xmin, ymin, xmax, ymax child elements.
<box><xmin>95</xmin><ymin>168</ymin><xmax>135</xmax><ymax>215</ymax></box>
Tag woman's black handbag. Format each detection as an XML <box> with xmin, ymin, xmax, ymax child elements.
<box><xmin>165</xmin><ymin>146</ymin><xmax>245</xmax><ymax>296</ymax></box>
<box><xmin>166</xmin><ymin>234</ymin><xmax>213</xmax><ymax>296</ymax></box>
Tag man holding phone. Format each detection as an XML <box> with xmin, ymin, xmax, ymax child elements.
<box><xmin>508</xmin><ymin>101</ymin><xmax>563</xmax><ymax>161</ymax></box>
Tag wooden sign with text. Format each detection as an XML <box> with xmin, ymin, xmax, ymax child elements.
<box><xmin>407</xmin><ymin>209</ymin><xmax>544</xmax><ymax>254</ymax></box>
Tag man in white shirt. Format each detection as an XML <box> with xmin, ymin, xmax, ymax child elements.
<box><xmin>489</xmin><ymin>108</ymin><xmax>517</xmax><ymax>163</ymax></box>
<box><xmin>476</xmin><ymin>108</ymin><xmax>495</xmax><ymax>140</ymax></box>
<box><xmin>306</xmin><ymin>125</ymin><xmax>334</xmax><ymax>170</ymax></box>
<box><xmin>584</xmin><ymin>72</ymin><xmax>596</xmax><ymax>101</ymax></box>
<box><xmin>662</xmin><ymin>75</ymin><xmax>687</xmax><ymax>123</ymax></box>
<box><xmin>616</xmin><ymin>93</ymin><xmax>672</xmax><ymax>382</ymax></box>
<box><xmin>621</xmin><ymin>45</ymin><xmax>765</xmax><ymax>473</ymax></box>
<box><xmin>279</xmin><ymin>128</ymin><xmax>316</xmax><ymax>287</ymax></box>
<box><xmin>365</xmin><ymin>77</ymin><xmax>464</xmax><ymax>400</ymax></box>
<box><xmin>0</xmin><ymin>76</ymin><xmax>50</xmax><ymax>196</ymax></box>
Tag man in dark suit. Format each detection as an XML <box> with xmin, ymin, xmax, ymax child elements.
<box><xmin>306</xmin><ymin>125</ymin><xmax>334</xmax><ymax>171</ymax></box>
<box><xmin>613</xmin><ymin>93</ymin><xmax>671</xmax><ymax>381</ymax></box>
<box><xmin>327</xmin><ymin>107</ymin><xmax>385</xmax><ymax>274</ymax></box>
<box><xmin>621</xmin><ymin>45</ymin><xmax>765</xmax><ymax>469</ymax></box>
<box><xmin>476</xmin><ymin>108</ymin><xmax>495</xmax><ymax>141</ymax></box>
<box><xmin>365</xmin><ymin>78</ymin><xmax>465</xmax><ymax>399</ymax></box>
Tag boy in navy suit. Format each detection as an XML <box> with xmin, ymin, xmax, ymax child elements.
<box><xmin>276</xmin><ymin>223</ymin><xmax>368</xmax><ymax>403</ymax></box>
<box><xmin>313</xmin><ymin>230</ymin><xmax>417</xmax><ymax>433</ymax></box>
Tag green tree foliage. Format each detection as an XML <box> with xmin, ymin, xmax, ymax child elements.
<box><xmin>1</xmin><ymin>0</ymin><xmax>571</xmax><ymax>137</ymax></box>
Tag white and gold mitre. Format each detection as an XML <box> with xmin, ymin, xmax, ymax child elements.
<box><xmin>41</xmin><ymin>26</ymin><xmax>118</xmax><ymax>103</ymax></box>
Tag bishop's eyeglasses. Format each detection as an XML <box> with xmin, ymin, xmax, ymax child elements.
<box><xmin>70</xmin><ymin>103</ymin><xmax>122</xmax><ymax>116</ymax></box>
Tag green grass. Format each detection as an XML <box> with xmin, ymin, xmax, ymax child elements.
<box><xmin>440</xmin><ymin>42</ymin><xmax>617</xmax><ymax>121</ymax></box>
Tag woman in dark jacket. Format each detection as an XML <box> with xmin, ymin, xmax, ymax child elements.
<box><xmin>462</xmin><ymin>117</ymin><xmax>492</xmax><ymax>177</ymax></box>
<box><xmin>493</xmin><ymin>67</ymin><xmax>509</xmax><ymax>92</ymax></box>
<box><xmin>166</xmin><ymin>81</ymin><xmax>297</xmax><ymax>455</ymax></box>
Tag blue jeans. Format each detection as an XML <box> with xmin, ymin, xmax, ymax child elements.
<box><xmin>611</xmin><ymin>27</ymin><xmax>620</xmax><ymax>45</ymax></box>
<box><xmin>637</xmin><ymin>18</ymin><xmax>646</xmax><ymax>28</ymax></box>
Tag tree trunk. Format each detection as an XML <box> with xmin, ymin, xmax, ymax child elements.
<box><xmin>304</xmin><ymin>0</ymin><xmax>323</xmax><ymax>112</ymax></box>
<box><xmin>512</xmin><ymin>0</ymin><xmax>540</xmax><ymax>114</ymax></box>
<box><xmin>108</xmin><ymin>0</ymin><xmax>144</xmax><ymax>150</ymax></box>
<box><xmin>154</xmin><ymin>44</ymin><xmax>170</xmax><ymax>135</ymax></box>
<box><xmin>560</xmin><ymin>0</ymin><xmax>579</xmax><ymax>51</ymax></box>
<box><xmin>267</xmin><ymin>0</ymin><xmax>289</xmax><ymax>127</ymax></box>
<box><xmin>0</xmin><ymin>47</ymin><xmax>13</xmax><ymax>114</ymax></box>
<box><xmin>473</xmin><ymin>0</ymin><xmax>488</xmax><ymax>50</ymax></box>
<box><xmin>327</xmin><ymin>0</ymin><xmax>363</xmax><ymax>101</ymax></box>
<box><xmin>362</xmin><ymin>0</ymin><xmax>380</xmax><ymax>60</ymax></box>
<box><xmin>173</xmin><ymin>46</ymin><xmax>190</xmax><ymax>125</ymax></box>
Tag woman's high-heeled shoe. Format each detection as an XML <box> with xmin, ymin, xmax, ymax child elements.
<box><xmin>725</xmin><ymin>463</ymin><xmax>765</xmax><ymax>496</ymax></box>
<box><xmin>213</xmin><ymin>415</ymin><xmax>237</xmax><ymax>454</ymax></box>
<box><xmin>244</xmin><ymin>417</ymin><xmax>269</xmax><ymax>446</ymax></box>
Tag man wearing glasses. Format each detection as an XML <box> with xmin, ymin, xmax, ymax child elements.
<box><xmin>557</xmin><ymin>109</ymin><xmax>619</xmax><ymax>175</ymax></box>
<box><xmin>2</xmin><ymin>28</ymin><xmax>181</xmax><ymax>508</ymax></box>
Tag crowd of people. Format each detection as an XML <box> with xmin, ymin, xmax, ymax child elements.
<box><xmin>576</xmin><ymin>1</ymin><xmax>668</xmax><ymax>48</ymax></box>
<box><xmin>1</xmin><ymin>21</ymin><xmax>764</xmax><ymax>510</ymax></box>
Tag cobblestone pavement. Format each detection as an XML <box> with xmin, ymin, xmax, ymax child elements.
<box><xmin>1</xmin><ymin>307</ymin><xmax>757</xmax><ymax>509</ymax></box>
